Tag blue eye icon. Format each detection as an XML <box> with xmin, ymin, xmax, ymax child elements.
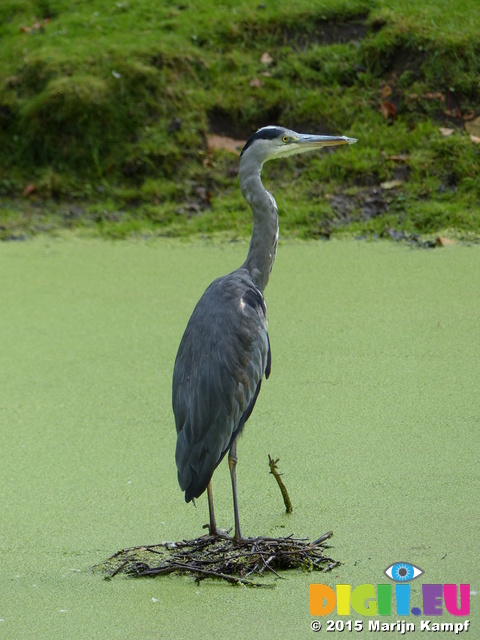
<box><xmin>384</xmin><ymin>562</ymin><xmax>424</xmax><ymax>582</ymax></box>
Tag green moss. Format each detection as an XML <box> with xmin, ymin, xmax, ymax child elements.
<box><xmin>20</xmin><ymin>75</ymin><xmax>113</xmax><ymax>170</ymax></box>
<box><xmin>0</xmin><ymin>0</ymin><xmax>479</xmax><ymax>240</ymax></box>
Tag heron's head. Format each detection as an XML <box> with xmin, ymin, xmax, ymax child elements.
<box><xmin>240</xmin><ymin>125</ymin><xmax>357</xmax><ymax>166</ymax></box>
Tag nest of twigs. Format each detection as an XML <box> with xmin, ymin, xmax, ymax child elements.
<box><xmin>95</xmin><ymin>531</ymin><xmax>338</xmax><ymax>586</ymax></box>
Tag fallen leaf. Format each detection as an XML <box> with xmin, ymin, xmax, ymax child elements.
<box><xmin>260</xmin><ymin>52</ymin><xmax>274</xmax><ymax>65</ymax></box>
<box><xmin>435</xmin><ymin>236</ymin><xmax>456</xmax><ymax>247</ymax></box>
<box><xmin>380</xmin><ymin>101</ymin><xmax>397</xmax><ymax>120</ymax></box>
<box><xmin>465</xmin><ymin>116</ymin><xmax>480</xmax><ymax>137</ymax></box>
<box><xmin>206</xmin><ymin>134</ymin><xmax>245</xmax><ymax>155</ymax></box>
<box><xmin>444</xmin><ymin>108</ymin><xmax>462</xmax><ymax>118</ymax></box>
<box><xmin>249</xmin><ymin>78</ymin><xmax>262</xmax><ymax>88</ymax></box>
<box><xmin>422</xmin><ymin>92</ymin><xmax>445</xmax><ymax>101</ymax></box>
<box><xmin>22</xmin><ymin>183</ymin><xmax>36</xmax><ymax>197</ymax></box>
<box><xmin>380</xmin><ymin>179</ymin><xmax>403</xmax><ymax>190</ymax></box>
<box><xmin>438</xmin><ymin>127</ymin><xmax>455</xmax><ymax>137</ymax></box>
<box><xmin>386</xmin><ymin>154</ymin><xmax>409</xmax><ymax>162</ymax></box>
<box><xmin>470</xmin><ymin>135</ymin><xmax>480</xmax><ymax>145</ymax></box>
<box><xmin>19</xmin><ymin>18</ymin><xmax>49</xmax><ymax>33</ymax></box>
<box><xmin>407</xmin><ymin>92</ymin><xmax>445</xmax><ymax>102</ymax></box>
<box><xmin>380</xmin><ymin>85</ymin><xmax>392</xmax><ymax>99</ymax></box>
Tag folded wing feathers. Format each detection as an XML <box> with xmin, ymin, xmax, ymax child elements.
<box><xmin>173</xmin><ymin>271</ymin><xmax>271</xmax><ymax>501</ymax></box>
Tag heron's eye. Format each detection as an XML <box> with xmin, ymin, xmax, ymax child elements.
<box><xmin>384</xmin><ymin>562</ymin><xmax>424</xmax><ymax>582</ymax></box>
<box><xmin>282</xmin><ymin>135</ymin><xmax>289</xmax><ymax>143</ymax></box>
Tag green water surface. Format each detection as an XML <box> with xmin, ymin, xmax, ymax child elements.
<box><xmin>0</xmin><ymin>238</ymin><xmax>478</xmax><ymax>639</ymax></box>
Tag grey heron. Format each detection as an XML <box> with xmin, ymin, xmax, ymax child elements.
<box><xmin>173</xmin><ymin>126</ymin><xmax>357</xmax><ymax>543</ymax></box>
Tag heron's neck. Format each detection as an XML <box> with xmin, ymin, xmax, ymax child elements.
<box><xmin>239</xmin><ymin>161</ymin><xmax>279</xmax><ymax>292</ymax></box>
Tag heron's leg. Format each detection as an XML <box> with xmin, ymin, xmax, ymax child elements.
<box><xmin>228</xmin><ymin>439</ymin><xmax>243</xmax><ymax>543</ymax></box>
<box><xmin>207</xmin><ymin>481</ymin><xmax>218</xmax><ymax>536</ymax></box>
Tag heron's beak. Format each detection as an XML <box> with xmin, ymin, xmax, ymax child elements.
<box><xmin>296</xmin><ymin>134</ymin><xmax>357</xmax><ymax>149</ymax></box>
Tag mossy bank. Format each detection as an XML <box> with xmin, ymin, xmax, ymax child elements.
<box><xmin>1</xmin><ymin>0</ymin><xmax>479</xmax><ymax>240</ymax></box>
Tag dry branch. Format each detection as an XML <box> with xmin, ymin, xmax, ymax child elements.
<box><xmin>268</xmin><ymin>454</ymin><xmax>293</xmax><ymax>513</ymax></box>
<box><xmin>94</xmin><ymin>532</ymin><xmax>338</xmax><ymax>586</ymax></box>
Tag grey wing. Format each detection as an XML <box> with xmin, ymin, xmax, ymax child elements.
<box><xmin>173</xmin><ymin>275</ymin><xmax>271</xmax><ymax>502</ymax></box>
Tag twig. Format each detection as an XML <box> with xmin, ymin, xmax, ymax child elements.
<box><xmin>94</xmin><ymin>531</ymin><xmax>338</xmax><ymax>586</ymax></box>
<box><xmin>109</xmin><ymin>559</ymin><xmax>129</xmax><ymax>578</ymax></box>
<box><xmin>138</xmin><ymin>562</ymin><xmax>265</xmax><ymax>587</ymax></box>
<box><xmin>310</xmin><ymin>531</ymin><xmax>333</xmax><ymax>546</ymax></box>
<box><xmin>268</xmin><ymin>454</ymin><xmax>293</xmax><ymax>513</ymax></box>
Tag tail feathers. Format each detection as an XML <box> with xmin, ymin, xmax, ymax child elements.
<box><xmin>176</xmin><ymin>426</ymin><xmax>229</xmax><ymax>503</ymax></box>
<box><xmin>182</xmin><ymin>463</ymin><xmax>213</xmax><ymax>502</ymax></box>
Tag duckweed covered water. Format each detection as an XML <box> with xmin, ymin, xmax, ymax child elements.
<box><xmin>0</xmin><ymin>238</ymin><xmax>478</xmax><ymax>639</ymax></box>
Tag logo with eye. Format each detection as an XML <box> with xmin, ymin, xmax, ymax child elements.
<box><xmin>384</xmin><ymin>562</ymin><xmax>424</xmax><ymax>582</ymax></box>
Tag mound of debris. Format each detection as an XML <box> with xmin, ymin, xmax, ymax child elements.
<box><xmin>95</xmin><ymin>531</ymin><xmax>338</xmax><ymax>587</ymax></box>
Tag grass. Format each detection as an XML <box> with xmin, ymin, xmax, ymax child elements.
<box><xmin>0</xmin><ymin>0</ymin><xmax>479</xmax><ymax>240</ymax></box>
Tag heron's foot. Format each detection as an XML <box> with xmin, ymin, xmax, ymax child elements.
<box><xmin>233</xmin><ymin>534</ymin><xmax>293</xmax><ymax>545</ymax></box>
<box><xmin>232</xmin><ymin>533</ymin><xmax>260</xmax><ymax>545</ymax></box>
<box><xmin>202</xmin><ymin>524</ymin><xmax>232</xmax><ymax>540</ymax></box>
<box><xmin>206</xmin><ymin>525</ymin><xmax>250</xmax><ymax>545</ymax></box>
